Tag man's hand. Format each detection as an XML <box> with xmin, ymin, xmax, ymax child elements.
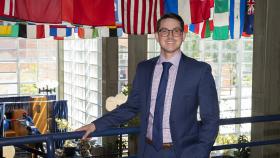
<box><xmin>75</xmin><ymin>123</ymin><xmax>96</xmax><ymax>140</ymax></box>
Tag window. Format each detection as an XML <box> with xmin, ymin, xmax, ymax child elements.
<box><xmin>63</xmin><ymin>39</ymin><xmax>102</xmax><ymax>132</ymax></box>
<box><xmin>0</xmin><ymin>38</ymin><xmax>58</xmax><ymax>96</ymax></box>
<box><xmin>118</xmin><ymin>34</ymin><xmax>129</xmax><ymax>92</ymax></box>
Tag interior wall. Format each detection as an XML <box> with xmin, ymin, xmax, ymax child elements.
<box><xmin>251</xmin><ymin>0</ymin><xmax>280</xmax><ymax>157</ymax></box>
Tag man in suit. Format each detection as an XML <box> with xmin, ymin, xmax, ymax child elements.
<box><xmin>77</xmin><ymin>13</ymin><xmax>219</xmax><ymax>158</ymax></box>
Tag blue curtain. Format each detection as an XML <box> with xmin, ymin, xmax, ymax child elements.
<box><xmin>0</xmin><ymin>96</ymin><xmax>31</xmax><ymax>113</ymax></box>
<box><xmin>0</xmin><ymin>103</ymin><xmax>4</xmax><ymax>138</ymax></box>
<box><xmin>52</xmin><ymin>100</ymin><xmax>68</xmax><ymax>148</ymax></box>
<box><xmin>47</xmin><ymin>94</ymin><xmax>56</xmax><ymax>101</ymax></box>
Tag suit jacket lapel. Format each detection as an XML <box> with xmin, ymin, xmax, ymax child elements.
<box><xmin>170</xmin><ymin>54</ymin><xmax>188</xmax><ymax>120</ymax></box>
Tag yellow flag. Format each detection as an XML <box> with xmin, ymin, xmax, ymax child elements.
<box><xmin>0</xmin><ymin>25</ymin><xmax>12</xmax><ymax>35</ymax></box>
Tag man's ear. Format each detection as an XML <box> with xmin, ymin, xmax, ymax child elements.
<box><xmin>182</xmin><ymin>32</ymin><xmax>186</xmax><ymax>41</ymax></box>
<box><xmin>155</xmin><ymin>32</ymin><xmax>159</xmax><ymax>42</ymax></box>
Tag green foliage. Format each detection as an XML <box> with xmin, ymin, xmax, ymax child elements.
<box><xmin>20</xmin><ymin>83</ymin><xmax>37</xmax><ymax>94</ymax></box>
<box><xmin>215</xmin><ymin>134</ymin><xmax>250</xmax><ymax>158</ymax></box>
<box><xmin>121</xmin><ymin>84</ymin><xmax>131</xmax><ymax>96</ymax></box>
<box><xmin>233</xmin><ymin>135</ymin><xmax>250</xmax><ymax>158</ymax></box>
<box><xmin>120</xmin><ymin>84</ymin><xmax>140</xmax><ymax>127</ymax></box>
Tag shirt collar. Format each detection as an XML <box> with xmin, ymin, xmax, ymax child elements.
<box><xmin>157</xmin><ymin>50</ymin><xmax>182</xmax><ymax>68</ymax></box>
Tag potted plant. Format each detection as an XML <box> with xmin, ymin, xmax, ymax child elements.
<box><xmin>214</xmin><ymin>134</ymin><xmax>250</xmax><ymax>158</ymax></box>
<box><xmin>233</xmin><ymin>135</ymin><xmax>250</xmax><ymax>158</ymax></box>
<box><xmin>55</xmin><ymin>118</ymin><xmax>77</xmax><ymax>157</ymax></box>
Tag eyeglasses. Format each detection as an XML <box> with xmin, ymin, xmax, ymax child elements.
<box><xmin>158</xmin><ymin>28</ymin><xmax>183</xmax><ymax>37</ymax></box>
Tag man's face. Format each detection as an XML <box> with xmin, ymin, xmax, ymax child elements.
<box><xmin>155</xmin><ymin>18</ymin><xmax>186</xmax><ymax>57</ymax></box>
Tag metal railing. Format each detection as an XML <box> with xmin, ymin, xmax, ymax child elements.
<box><xmin>1</xmin><ymin>114</ymin><xmax>280</xmax><ymax>157</ymax></box>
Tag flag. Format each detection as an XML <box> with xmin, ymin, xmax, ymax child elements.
<box><xmin>115</xmin><ymin>0</ymin><xmax>122</xmax><ymax>25</ymax></box>
<box><xmin>201</xmin><ymin>20</ymin><xmax>211</xmax><ymax>38</ymax></box>
<box><xmin>121</xmin><ymin>0</ymin><xmax>164</xmax><ymax>34</ymax></box>
<box><xmin>44</xmin><ymin>24</ymin><xmax>50</xmax><ymax>38</ymax></box>
<box><xmin>50</xmin><ymin>25</ymin><xmax>72</xmax><ymax>38</ymax></box>
<box><xmin>189</xmin><ymin>20</ymin><xmax>211</xmax><ymax>38</ymax></box>
<box><xmin>229</xmin><ymin>0</ymin><xmax>246</xmax><ymax>39</ymax></box>
<box><xmin>117</xmin><ymin>28</ymin><xmax>123</xmax><ymax>37</ymax></box>
<box><xmin>96</xmin><ymin>27</ymin><xmax>110</xmax><ymax>37</ymax></box>
<box><xmin>109</xmin><ymin>27</ymin><xmax>118</xmax><ymax>37</ymax></box>
<box><xmin>243</xmin><ymin>0</ymin><xmax>254</xmax><ymax>35</ymax></box>
<box><xmin>164</xmin><ymin>0</ymin><xmax>211</xmax><ymax>25</ymax></box>
<box><xmin>78</xmin><ymin>27</ymin><xmax>99</xmax><ymax>39</ymax></box>
<box><xmin>213</xmin><ymin>0</ymin><xmax>229</xmax><ymax>40</ymax></box>
<box><xmin>0</xmin><ymin>24</ymin><xmax>18</xmax><ymax>37</ymax></box>
<box><xmin>184</xmin><ymin>25</ymin><xmax>188</xmax><ymax>33</ymax></box>
<box><xmin>189</xmin><ymin>23</ymin><xmax>200</xmax><ymax>34</ymax></box>
<box><xmin>61</xmin><ymin>0</ymin><xmax>73</xmax><ymax>23</ymax></box>
<box><xmin>18</xmin><ymin>23</ymin><xmax>45</xmax><ymax>39</ymax></box>
<box><xmin>73</xmin><ymin>0</ymin><xmax>115</xmax><ymax>26</ymax></box>
<box><xmin>4</xmin><ymin>0</ymin><xmax>62</xmax><ymax>23</ymax></box>
<box><xmin>0</xmin><ymin>0</ymin><xmax>15</xmax><ymax>17</ymax></box>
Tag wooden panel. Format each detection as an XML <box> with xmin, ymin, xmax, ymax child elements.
<box><xmin>31</xmin><ymin>97</ymin><xmax>48</xmax><ymax>134</ymax></box>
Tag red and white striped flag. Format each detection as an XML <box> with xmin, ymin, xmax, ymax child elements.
<box><xmin>27</xmin><ymin>25</ymin><xmax>45</xmax><ymax>39</ymax></box>
<box><xmin>1</xmin><ymin>0</ymin><xmax>15</xmax><ymax>17</ymax></box>
<box><xmin>121</xmin><ymin>0</ymin><xmax>164</xmax><ymax>35</ymax></box>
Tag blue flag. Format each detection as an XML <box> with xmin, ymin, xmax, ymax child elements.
<box><xmin>243</xmin><ymin>0</ymin><xmax>255</xmax><ymax>35</ymax></box>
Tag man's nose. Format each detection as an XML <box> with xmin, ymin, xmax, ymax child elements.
<box><xmin>167</xmin><ymin>30</ymin><xmax>174</xmax><ymax>37</ymax></box>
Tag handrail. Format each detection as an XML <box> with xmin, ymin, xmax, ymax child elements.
<box><xmin>213</xmin><ymin>138</ymin><xmax>280</xmax><ymax>150</ymax></box>
<box><xmin>219</xmin><ymin>114</ymin><xmax>280</xmax><ymax>125</ymax></box>
<box><xmin>0</xmin><ymin>127</ymin><xmax>140</xmax><ymax>157</ymax></box>
<box><xmin>0</xmin><ymin>127</ymin><xmax>140</xmax><ymax>146</ymax></box>
<box><xmin>1</xmin><ymin>115</ymin><xmax>280</xmax><ymax>157</ymax></box>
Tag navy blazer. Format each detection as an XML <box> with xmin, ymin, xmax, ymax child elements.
<box><xmin>94</xmin><ymin>54</ymin><xmax>219</xmax><ymax>158</ymax></box>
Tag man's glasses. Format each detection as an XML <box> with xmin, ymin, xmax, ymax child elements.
<box><xmin>158</xmin><ymin>28</ymin><xmax>183</xmax><ymax>37</ymax></box>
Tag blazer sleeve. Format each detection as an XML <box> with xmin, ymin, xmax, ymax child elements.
<box><xmin>197</xmin><ymin>64</ymin><xmax>219</xmax><ymax>157</ymax></box>
<box><xmin>182</xmin><ymin>64</ymin><xmax>219</xmax><ymax>158</ymax></box>
<box><xmin>92</xmin><ymin>64</ymin><xmax>142</xmax><ymax>131</ymax></box>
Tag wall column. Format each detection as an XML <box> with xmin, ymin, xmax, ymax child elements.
<box><xmin>101</xmin><ymin>37</ymin><xmax>119</xmax><ymax>152</ymax></box>
<box><xmin>127</xmin><ymin>34</ymin><xmax>147</xmax><ymax>155</ymax></box>
<box><xmin>251</xmin><ymin>0</ymin><xmax>280</xmax><ymax>157</ymax></box>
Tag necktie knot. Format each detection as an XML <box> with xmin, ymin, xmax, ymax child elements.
<box><xmin>162</xmin><ymin>62</ymin><xmax>172</xmax><ymax>71</ymax></box>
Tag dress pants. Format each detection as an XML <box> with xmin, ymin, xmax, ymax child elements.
<box><xmin>143</xmin><ymin>141</ymin><xmax>176</xmax><ymax>158</ymax></box>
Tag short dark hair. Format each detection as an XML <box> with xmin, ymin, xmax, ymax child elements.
<box><xmin>156</xmin><ymin>13</ymin><xmax>184</xmax><ymax>32</ymax></box>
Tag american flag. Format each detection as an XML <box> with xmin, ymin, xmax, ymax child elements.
<box><xmin>121</xmin><ymin>0</ymin><xmax>164</xmax><ymax>34</ymax></box>
<box><xmin>2</xmin><ymin>0</ymin><xmax>15</xmax><ymax>16</ymax></box>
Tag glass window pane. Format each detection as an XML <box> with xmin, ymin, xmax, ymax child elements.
<box><xmin>89</xmin><ymin>65</ymin><xmax>100</xmax><ymax>79</ymax></box>
<box><xmin>19</xmin><ymin>63</ymin><xmax>38</xmax><ymax>82</ymax></box>
<box><xmin>0</xmin><ymin>73</ymin><xmax>17</xmax><ymax>83</ymax></box>
<box><xmin>38</xmin><ymin>61</ymin><xmax>57</xmax><ymax>81</ymax></box>
<box><xmin>0</xmin><ymin>39</ymin><xmax>17</xmax><ymax>49</ymax></box>
<box><xmin>0</xmin><ymin>51</ymin><xmax>17</xmax><ymax>60</ymax></box>
<box><xmin>20</xmin><ymin>83</ymin><xmax>37</xmax><ymax>94</ymax></box>
<box><xmin>0</xmin><ymin>62</ymin><xmax>17</xmax><ymax>72</ymax></box>
<box><xmin>89</xmin><ymin>52</ymin><xmax>99</xmax><ymax>65</ymax></box>
<box><xmin>0</xmin><ymin>84</ymin><xmax>17</xmax><ymax>95</ymax></box>
<box><xmin>119</xmin><ymin>38</ymin><xmax>128</xmax><ymax>52</ymax></box>
<box><xmin>119</xmin><ymin>67</ymin><xmax>128</xmax><ymax>80</ymax></box>
<box><xmin>86</xmin><ymin>103</ymin><xmax>99</xmax><ymax>117</ymax></box>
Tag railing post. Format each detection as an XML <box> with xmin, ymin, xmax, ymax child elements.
<box><xmin>0</xmin><ymin>103</ymin><xmax>4</xmax><ymax>158</ymax></box>
<box><xmin>46</xmin><ymin>136</ymin><xmax>55</xmax><ymax>158</ymax></box>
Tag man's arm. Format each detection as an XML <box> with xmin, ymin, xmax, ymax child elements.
<box><xmin>196</xmin><ymin>64</ymin><xmax>219</xmax><ymax>157</ymax></box>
